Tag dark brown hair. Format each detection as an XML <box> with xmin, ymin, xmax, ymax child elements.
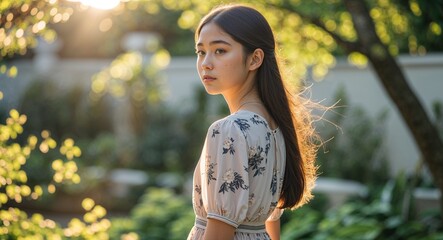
<box><xmin>196</xmin><ymin>4</ymin><xmax>318</xmax><ymax>209</ymax></box>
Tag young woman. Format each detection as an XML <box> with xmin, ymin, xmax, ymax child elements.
<box><xmin>188</xmin><ymin>4</ymin><xmax>318</xmax><ymax>240</ymax></box>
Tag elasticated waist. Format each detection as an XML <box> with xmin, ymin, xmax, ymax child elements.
<box><xmin>195</xmin><ymin>217</ymin><xmax>266</xmax><ymax>233</ymax></box>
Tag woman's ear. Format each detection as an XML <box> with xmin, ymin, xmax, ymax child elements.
<box><xmin>249</xmin><ymin>48</ymin><xmax>264</xmax><ymax>71</ymax></box>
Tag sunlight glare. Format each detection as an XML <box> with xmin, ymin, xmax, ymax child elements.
<box><xmin>78</xmin><ymin>0</ymin><xmax>120</xmax><ymax>10</ymax></box>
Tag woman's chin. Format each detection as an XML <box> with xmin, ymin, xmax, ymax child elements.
<box><xmin>203</xmin><ymin>88</ymin><xmax>221</xmax><ymax>95</ymax></box>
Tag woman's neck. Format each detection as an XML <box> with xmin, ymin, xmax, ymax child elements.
<box><xmin>224</xmin><ymin>88</ymin><xmax>262</xmax><ymax>114</ymax></box>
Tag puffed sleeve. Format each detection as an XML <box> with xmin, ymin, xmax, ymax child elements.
<box><xmin>200</xmin><ymin>119</ymin><xmax>250</xmax><ymax>228</ymax></box>
<box><xmin>266</xmin><ymin>208</ymin><xmax>284</xmax><ymax>221</ymax></box>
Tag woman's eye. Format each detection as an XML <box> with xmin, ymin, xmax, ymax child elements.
<box><xmin>195</xmin><ymin>50</ymin><xmax>205</xmax><ymax>56</ymax></box>
<box><xmin>215</xmin><ymin>49</ymin><xmax>226</xmax><ymax>54</ymax></box>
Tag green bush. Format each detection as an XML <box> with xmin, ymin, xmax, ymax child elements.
<box><xmin>282</xmin><ymin>174</ymin><xmax>443</xmax><ymax>240</ymax></box>
<box><xmin>18</xmin><ymin>80</ymin><xmax>112</xmax><ymax>141</ymax></box>
<box><xmin>109</xmin><ymin>187</ymin><xmax>194</xmax><ymax>240</ymax></box>
<box><xmin>13</xmin><ymin>80</ymin><xmax>115</xmax><ymax>187</ymax></box>
<box><xmin>0</xmin><ymin>110</ymin><xmax>110</xmax><ymax>239</ymax></box>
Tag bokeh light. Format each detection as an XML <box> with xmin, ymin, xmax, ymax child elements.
<box><xmin>70</xmin><ymin>0</ymin><xmax>121</xmax><ymax>10</ymax></box>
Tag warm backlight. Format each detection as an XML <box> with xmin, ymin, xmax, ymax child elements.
<box><xmin>76</xmin><ymin>0</ymin><xmax>120</xmax><ymax>10</ymax></box>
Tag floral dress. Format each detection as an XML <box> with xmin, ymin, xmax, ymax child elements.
<box><xmin>187</xmin><ymin>110</ymin><xmax>286</xmax><ymax>240</ymax></box>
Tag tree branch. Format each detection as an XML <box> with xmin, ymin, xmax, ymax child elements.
<box><xmin>308</xmin><ymin>16</ymin><xmax>362</xmax><ymax>53</ymax></box>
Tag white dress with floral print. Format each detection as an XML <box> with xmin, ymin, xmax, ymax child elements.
<box><xmin>187</xmin><ymin>110</ymin><xmax>286</xmax><ymax>240</ymax></box>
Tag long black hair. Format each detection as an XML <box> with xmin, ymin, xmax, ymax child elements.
<box><xmin>196</xmin><ymin>4</ymin><xmax>318</xmax><ymax>209</ymax></box>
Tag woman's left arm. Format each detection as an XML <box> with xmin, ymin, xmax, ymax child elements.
<box><xmin>265</xmin><ymin>219</ymin><xmax>280</xmax><ymax>240</ymax></box>
<box><xmin>203</xmin><ymin>218</ymin><xmax>235</xmax><ymax>240</ymax></box>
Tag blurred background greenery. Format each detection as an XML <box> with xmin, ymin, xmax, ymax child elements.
<box><xmin>1</xmin><ymin>0</ymin><xmax>443</xmax><ymax>239</ymax></box>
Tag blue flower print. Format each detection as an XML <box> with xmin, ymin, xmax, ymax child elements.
<box><xmin>265</xmin><ymin>132</ymin><xmax>271</xmax><ymax>155</ymax></box>
<box><xmin>250</xmin><ymin>115</ymin><xmax>268</xmax><ymax>128</ymax></box>
<box><xmin>212</xmin><ymin>128</ymin><xmax>220</xmax><ymax>138</ymax></box>
<box><xmin>206</xmin><ymin>160</ymin><xmax>217</xmax><ymax>185</ymax></box>
<box><xmin>219</xmin><ymin>169</ymin><xmax>249</xmax><ymax>194</ymax></box>
<box><xmin>270</xmin><ymin>169</ymin><xmax>277</xmax><ymax>195</ymax></box>
<box><xmin>267</xmin><ymin>201</ymin><xmax>278</xmax><ymax>215</ymax></box>
<box><xmin>222</xmin><ymin>137</ymin><xmax>235</xmax><ymax>155</ymax></box>
<box><xmin>248</xmin><ymin>146</ymin><xmax>266</xmax><ymax>177</ymax></box>
<box><xmin>195</xmin><ymin>185</ymin><xmax>203</xmax><ymax>207</ymax></box>
<box><xmin>195</xmin><ymin>184</ymin><xmax>201</xmax><ymax>194</ymax></box>
<box><xmin>234</xmin><ymin>118</ymin><xmax>250</xmax><ymax>134</ymax></box>
<box><xmin>270</xmin><ymin>201</ymin><xmax>278</xmax><ymax>208</ymax></box>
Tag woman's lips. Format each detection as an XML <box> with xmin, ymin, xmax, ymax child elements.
<box><xmin>203</xmin><ymin>75</ymin><xmax>216</xmax><ymax>82</ymax></box>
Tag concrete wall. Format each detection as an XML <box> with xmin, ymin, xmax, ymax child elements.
<box><xmin>308</xmin><ymin>54</ymin><xmax>443</xmax><ymax>175</ymax></box>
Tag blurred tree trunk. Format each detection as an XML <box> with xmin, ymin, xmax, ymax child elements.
<box><xmin>340</xmin><ymin>0</ymin><xmax>443</xmax><ymax>216</ymax></box>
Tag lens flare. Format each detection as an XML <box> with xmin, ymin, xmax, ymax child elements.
<box><xmin>75</xmin><ymin>0</ymin><xmax>120</xmax><ymax>10</ymax></box>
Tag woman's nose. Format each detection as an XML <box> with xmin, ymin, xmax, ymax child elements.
<box><xmin>201</xmin><ymin>56</ymin><xmax>213</xmax><ymax>70</ymax></box>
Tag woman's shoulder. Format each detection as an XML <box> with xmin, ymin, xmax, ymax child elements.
<box><xmin>208</xmin><ymin>110</ymin><xmax>270</xmax><ymax>135</ymax></box>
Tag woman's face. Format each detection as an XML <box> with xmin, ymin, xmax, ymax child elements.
<box><xmin>195</xmin><ymin>22</ymin><xmax>252</xmax><ymax>96</ymax></box>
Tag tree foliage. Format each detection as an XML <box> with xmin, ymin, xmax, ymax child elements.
<box><xmin>0</xmin><ymin>0</ymin><xmax>73</xmax><ymax>97</ymax></box>
<box><xmin>142</xmin><ymin>0</ymin><xmax>442</xmax><ymax>79</ymax></box>
<box><xmin>1</xmin><ymin>1</ymin><xmax>112</xmax><ymax>238</ymax></box>
<box><xmin>0</xmin><ymin>0</ymin><xmax>70</xmax><ymax>58</ymax></box>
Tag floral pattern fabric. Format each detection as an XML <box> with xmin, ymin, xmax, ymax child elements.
<box><xmin>188</xmin><ymin>110</ymin><xmax>286</xmax><ymax>240</ymax></box>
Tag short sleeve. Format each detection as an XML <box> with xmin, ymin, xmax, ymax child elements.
<box><xmin>200</xmin><ymin>119</ymin><xmax>250</xmax><ymax>228</ymax></box>
<box><xmin>266</xmin><ymin>208</ymin><xmax>284</xmax><ymax>221</ymax></box>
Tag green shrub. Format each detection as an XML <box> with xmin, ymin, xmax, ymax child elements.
<box><xmin>109</xmin><ymin>188</ymin><xmax>194</xmax><ymax>240</ymax></box>
<box><xmin>282</xmin><ymin>174</ymin><xmax>442</xmax><ymax>240</ymax></box>
<box><xmin>0</xmin><ymin>110</ymin><xmax>110</xmax><ymax>239</ymax></box>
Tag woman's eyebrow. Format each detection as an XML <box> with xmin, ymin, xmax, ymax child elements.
<box><xmin>196</xmin><ymin>40</ymin><xmax>232</xmax><ymax>47</ymax></box>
